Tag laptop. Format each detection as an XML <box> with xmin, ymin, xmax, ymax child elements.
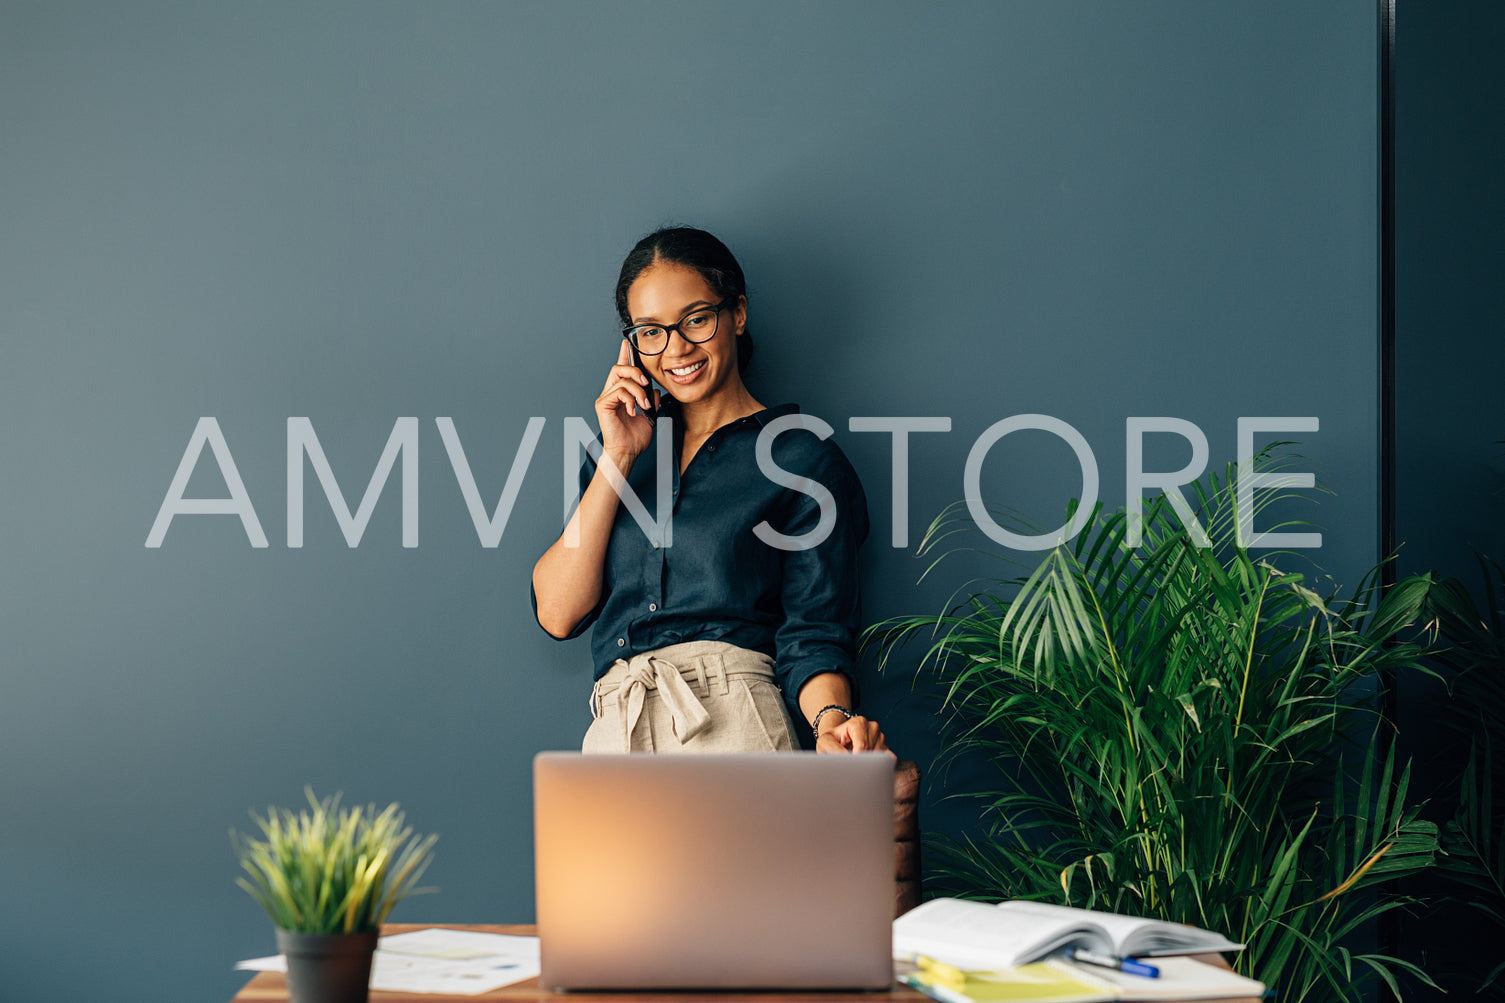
<box><xmin>533</xmin><ymin>751</ymin><xmax>896</xmax><ymax>991</ymax></box>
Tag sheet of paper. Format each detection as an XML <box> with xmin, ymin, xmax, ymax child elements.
<box><xmin>234</xmin><ymin>955</ymin><xmax>284</xmax><ymax>972</ymax></box>
<box><xmin>235</xmin><ymin>929</ymin><xmax>542</xmax><ymax>996</ymax></box>
<box><xmin>367</xmin><ymin>951</ymin><xmax>537</xmax><ymax>996</ymax></box>
<box><xmin>379</xmin><ymin>928</ymin><xmax>540</xmax><ymax>962</ymax></box>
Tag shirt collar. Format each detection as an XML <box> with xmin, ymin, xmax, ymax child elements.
<box><xmin>747</xmin><ymin>402</ymin><xmax>799</xmax><ymax>427</ymax></box>
<box><xmin>656</xmin><ymin>398</ymin><xmax>799</xmax><ymax>429</ymax></box>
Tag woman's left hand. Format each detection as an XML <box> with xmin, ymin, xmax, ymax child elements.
<box><xmin>815</xmin><ymin>714</ymin><xmax>893</xmax><ymax>756</ymax></box>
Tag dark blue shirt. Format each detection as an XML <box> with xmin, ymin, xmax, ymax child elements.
<box><xmin>535</xmin><ymin>400</ymin><xmax>869</xmax><ymax>719</ymax></box>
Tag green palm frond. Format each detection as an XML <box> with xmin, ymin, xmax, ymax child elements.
<box><xmin>866</xmin><ymin>453</ymin><xmax>1445</xmax><ymax>1002</ymax></box>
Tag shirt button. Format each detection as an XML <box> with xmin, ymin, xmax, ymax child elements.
<box><xmin>707</xmin><ymin>444</ymin><xmax>715</xmax><ymax>452</ymax></box>
<box><xmin>616</xmin><ymin>638</ymin><xmax>625</xmax><ymax>647</ymax></box>
<box><xmin>652</xmin><ymin>540</ymin><xmax>660</xmax><ymax>549</ymax></box>
<box><xmin>649</xmin><ymin>603</ymin><xmax>658</xmax><ymax>612</ymax></box>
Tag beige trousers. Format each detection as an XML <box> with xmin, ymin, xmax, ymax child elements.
<box><xmin>583</xmin><ymin>640</ymin><xmax>799</xmax><ymax>753</ymax></box>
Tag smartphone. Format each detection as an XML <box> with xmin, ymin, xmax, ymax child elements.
<box><xmin>629</xmin><ymin>341</ymin><xmax>657</xmax><ymax>426</ymax></box>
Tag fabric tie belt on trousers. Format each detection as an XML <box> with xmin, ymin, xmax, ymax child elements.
<box><xmin>590</xmin><ymin>643</ymin><xmax>778</xmax><ymax>749</ymax></box>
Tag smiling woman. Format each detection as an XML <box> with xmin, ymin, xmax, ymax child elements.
<box><xmin>530</xmin><ymin>227</ymin><xmax>890</xmax><ymax>756</ymax></box>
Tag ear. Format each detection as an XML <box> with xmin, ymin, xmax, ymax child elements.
<box><xmin>734</xmin><ymin>294</ymin><xmax>747</xmax><ymax>336</ymax></box>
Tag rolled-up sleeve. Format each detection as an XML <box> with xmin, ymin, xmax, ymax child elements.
<box><xmin>771</xmin><ymin>444</ymin><xmax>869</xmax><ymax>711</ymax></box>
<box><xmin>530</xmin><ymin>454</ymin><xmax>606</xmax><ymax>640</ymax></box>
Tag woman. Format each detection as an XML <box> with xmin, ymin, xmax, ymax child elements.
<box><xmin>532</xmin><ymin>227</ymin><xmax>888</xmax><ymax>755</ymax></box>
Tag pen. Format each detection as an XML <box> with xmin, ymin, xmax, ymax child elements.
<box><xmin>1065</xmin><ymin>947</ymin><xmax>1160</xmax><ymax>978</ymax></box>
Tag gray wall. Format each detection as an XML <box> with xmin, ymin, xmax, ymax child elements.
<box><xmin>0</xmin><ymin>3</ymin><xmax>1379</xmax><ymax>1001</ymax></box>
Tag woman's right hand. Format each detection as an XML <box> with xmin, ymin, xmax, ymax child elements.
<box><xmin>595</xmin><ymin>340</ymin><xmax>659</xmax><ymax>462</ymax></box>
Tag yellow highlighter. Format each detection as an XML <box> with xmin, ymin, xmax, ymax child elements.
<box><xmin>909</xmin><ymin>954</ymin><xmax>972</xmax><ymax>988</ymax></box>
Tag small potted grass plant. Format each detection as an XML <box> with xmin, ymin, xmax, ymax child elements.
<box><xmin>232</xmin><ymin>789</ymin><xmax>437</xmax><ymax>1003</ymax></box>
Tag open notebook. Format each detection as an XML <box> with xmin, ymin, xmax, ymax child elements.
<box><xmin>894</xmin><ymin>898</ymin><xmax>1243</xmax><ymax>970</ymax></box>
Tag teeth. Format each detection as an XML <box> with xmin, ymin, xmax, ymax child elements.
<box><xmin>670</xmin><ymin>360</ymin><xmax>705</xmax><ymax>376</ymax></box>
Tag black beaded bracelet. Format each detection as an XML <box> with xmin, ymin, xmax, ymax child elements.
<box><xmin>811</xmin><ymin>704</ymin><xmax>854</xmax><ymax>738</ymax></box>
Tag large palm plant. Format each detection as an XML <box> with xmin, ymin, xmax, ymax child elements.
<box><xmin>867</xmin><ymin>460</ymin><xmax>1443</xmax><ymax>1001</ymax></box>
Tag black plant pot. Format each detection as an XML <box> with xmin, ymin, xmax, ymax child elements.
<box><xmin>275</xmin><ymin>928</ymin><xmax>379</xmax><ymax>1003</ymax></box>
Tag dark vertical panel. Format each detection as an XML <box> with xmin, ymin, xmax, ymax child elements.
<box><xmin>1381</xmin><ymin>0</ymin><xmax>1397</xmax><ymax>593</ymax></box>
<box><xmin>1379</xmin><ymin>0</ymin><xmax>1399</xmax><ymax>983</ymax></box>
<box><xmin>1394</xmin><ymin>0</ymin><xmax>1505</xmax><ymax>993</ymax></box>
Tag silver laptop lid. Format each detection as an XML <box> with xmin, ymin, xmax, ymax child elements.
<box><xmin>534</xmin><ymin>751</ymin><xmax>895</xmax><ymax>991</ymax></box>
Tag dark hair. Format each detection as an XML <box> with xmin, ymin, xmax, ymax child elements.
<box><xmin>615</xmin><ymin>226</ymin><xmax>754</xmax><ymax>373</ymax></box>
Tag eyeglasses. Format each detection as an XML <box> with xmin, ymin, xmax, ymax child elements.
<box><xmin>622</xmin><ymin>296</ymin><xmax>736</xmax><ymax>356</ymax></box>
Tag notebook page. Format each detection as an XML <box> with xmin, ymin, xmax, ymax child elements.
<box><xmin>894</xmin><ymin>899</ymin><xmax>1109</xmax><ymax>969</ymax></box>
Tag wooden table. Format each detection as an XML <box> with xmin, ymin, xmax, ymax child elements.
<box><xmin>230</xmin><ymin>924</ymin><xmax>923</xmax><ymax>1003</ymax></box>
<box><xmin>228</xmin><ymin>924</ymin><xmax>1258</xmax><ymax>1003</ymax></box>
